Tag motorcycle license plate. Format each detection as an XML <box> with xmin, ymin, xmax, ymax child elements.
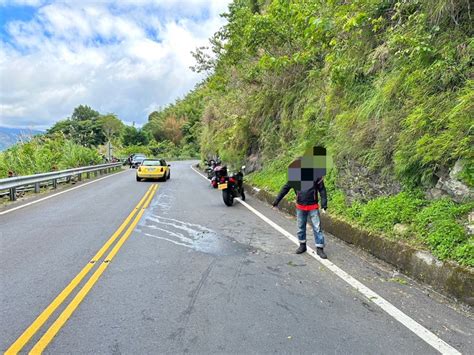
<box><xmin>218</xmin><ymin>183</ymin><xmax>228</xmax><ymax>190</ymax></box>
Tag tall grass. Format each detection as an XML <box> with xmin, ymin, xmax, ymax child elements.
<box><xmin>0</xmin><ymin>136</ymin><xmax>101</xmax><ymax>178</ymax></box>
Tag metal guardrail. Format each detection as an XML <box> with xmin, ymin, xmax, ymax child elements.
<box><xmin>0</xmin><ymin>162</ymin><xmax>123</xmax><ymax>201</ymax></box>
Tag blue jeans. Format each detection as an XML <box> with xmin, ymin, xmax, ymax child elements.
<box><xmin>296</xmin><ymin>209</ymin><xmax>325</xmax><ymax>247</ymax></box>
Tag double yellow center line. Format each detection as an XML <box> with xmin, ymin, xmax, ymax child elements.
<box><xmin>6</xmin><ymin>184</ymin><xmax>158</xmax><ymax>354</ymax></box>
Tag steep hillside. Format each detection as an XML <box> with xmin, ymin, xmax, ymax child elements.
<box><xmin>149</xmin><ymin>0</ymin><xmax>473</xmax><ymax>266</ymax></box>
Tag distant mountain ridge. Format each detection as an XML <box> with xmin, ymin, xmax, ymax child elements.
<box><xmin>0</xmin><ymin>126</ymin><xmax>43</xmax><ymax>151</ymax></box>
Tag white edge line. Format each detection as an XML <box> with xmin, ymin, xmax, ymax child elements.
<box><xmin>0</xmin><ymin>169</ymin><xmax>127</xmax><ymax>216</ymax></box>
<box><xmin>190</xmin><ymin>164</ymin><xmax>460</xmax><ymax>355</ymax></box>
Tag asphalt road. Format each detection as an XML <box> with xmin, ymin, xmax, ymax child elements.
<box><xmin>0</xmin><ymin>161</ymin><xmax>472</xmax><ymax>354</ymax></box>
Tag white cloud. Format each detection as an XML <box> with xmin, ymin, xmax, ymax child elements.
<box><xmin>0</xmin><ymin>0</ymin><xmax>45</xmax><ymax>5</ymax></box>
<box><xmin>0</xmin><ymin>0</ymin><xmax>230</xmax><ymax>129</ymax></box>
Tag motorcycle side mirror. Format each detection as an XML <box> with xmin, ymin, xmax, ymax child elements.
<box><xmin>168</xmin><ymin>164</ymin><xmax>171</xmax><ymax>167</ymax></box>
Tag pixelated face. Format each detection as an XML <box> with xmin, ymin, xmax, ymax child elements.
<box><xmin>287</xmin><ymin>146</ymin><xmax>330</xmax><ymax>191</ymax></box>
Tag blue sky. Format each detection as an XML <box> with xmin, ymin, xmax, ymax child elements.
<box><xmin>0</xmin><ymin>4</ymin><xmax>34</xmax><ymax>45</ymax></box>
<box><xmin>0</xmin><ymin>0</ymin><xmax>230</xmax><ymax>129</ymax></box>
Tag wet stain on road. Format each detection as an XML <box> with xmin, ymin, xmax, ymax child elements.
<box><xmin>137</xmin><ymin>214</ymin><xmax>252</xmax><ymax>256</ymax></box>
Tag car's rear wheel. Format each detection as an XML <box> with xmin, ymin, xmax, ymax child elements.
<box><xmin>136</xmin><ymin>176</ymin><xmax>141</xmax><ymax>182</ymax></box>
<box><xmin>167</xmin><ymin>171</ymin><xmax>171</xmax><ymax>180</ymax></box>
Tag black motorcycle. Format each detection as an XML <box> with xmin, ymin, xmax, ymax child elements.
<box><xmin>219</xmin><ymin>166</ymin><xmax>246</xmax><ymax>206</ymax></box>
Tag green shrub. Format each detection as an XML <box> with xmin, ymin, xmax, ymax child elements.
<box><xmin>246</xmin><ymin>158</ymin><xmax>289</xmax><ymax>193</ymax></box>
<box><xmin>328</xmin><ymin>190</ymin><xmax>349</xmax><ymax>217</ymax></box>
<box><xmin>0</xmin><ymin>136</ymin><xmax>101</xmax><ymax>177</ymax></box>
<box><xmin>179</xmin><ymin>143</ymin><xmax>200</xmax><ymax>159</ymax></box>
<box><xmin>357</xmin><ymin>191</ymin><xmax>425</xmax><ymax>233</ymax></box>
<box><xmin>453</xmin><ymin>242</ymin><xmax>474</xmax><ymax>267</ymax></box>
<box><xmin>248</xmin><ymin>160</ymin><xmax>473</xmax><ymax>266</ymax></box>
<box><xmin>413</xmin><ymin>199</ymin><xmax>473</xmax><ymax>265</ymax></box>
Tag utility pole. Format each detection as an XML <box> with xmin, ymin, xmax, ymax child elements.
<box><xmin>107</xmin><ymin>140</ymin><xmax>112</xmax><ymax>161</ymax></box>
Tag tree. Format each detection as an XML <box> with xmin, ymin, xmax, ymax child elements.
<box><xmin>99</xmin><ymin>114</ymin><xmax>124</xmax><ymax>141</ymax></box>
<box><xmin>122</xmin><ymin>126</ymin><xmax>150</xmax><ymax>147</ymax></box>
<box><xmin>72</xmin><ymin>119</ymin><xmax>105</xmax><ymax>147</ymax></box>
<box><xmin>47</xmin><ymin>119</ymin><xmax>75</xmax><ymax>136</ymax></box>
<box><xmin>161</xmin><ymin>115</ymin><xmax>184</xmax><ymax>145</ymax></box>
<box><xmin>48</xmin><ymin>109</ymin><xmax>125</xmax><ymax>147</ymax></box>
<box><xmin>249</xmin><ymin>0</ymin><xmax>260</xmax><ymax>14</ymax></box>
<box><xmin>71</xmin><ymin>105</ymin><xmax>99</xmax><ymax>121</ymax></box>
<box><xmin>190</xmin><ymin>46</ymin><xmax>216</xmax><ymax>73</ymax></box>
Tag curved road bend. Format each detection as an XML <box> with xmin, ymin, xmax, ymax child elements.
<box><xmin>1</xmin><ymin>161</ymin><xmax>472</xmax><ymax>354</ymax></box>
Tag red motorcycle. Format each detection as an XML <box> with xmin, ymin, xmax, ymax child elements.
<box><xmin>211</xmin><ymin>165</ymin><xmax>227</xmax><ymax>189</ymax></box>
<box><xmin>219</xmin><ymin>166</ymin><xmax>246</xmax><ymax>206</ymax></box>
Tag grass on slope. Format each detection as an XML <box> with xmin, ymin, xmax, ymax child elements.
<box><xmin>247</xmin><ymin>160</ymin><xmax>474</xmax><ymax>267</ymax></box>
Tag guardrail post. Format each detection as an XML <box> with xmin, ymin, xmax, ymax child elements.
<box><xmin>34</xmin><ymin>182</ymin><xmax>40</xmax><ymax>193</ymax></box>
<box><xmin>87</xmin><ymin>172</ymin><xmax>90</xmax><ymax>179</ymax></box>
<box><xmin>53</xmin><ymin>178</ymin><xmax>57</xmax><ymax>189</ymax></box>
<box><xmin>9</xmin><ymin>188</ymin><xmax>16</xmax><ymax>201</ymax></box>
<box><xmin>78</xmin><ymin>173</ymin><xmax>82</xmax><ymax>182</ymax></box>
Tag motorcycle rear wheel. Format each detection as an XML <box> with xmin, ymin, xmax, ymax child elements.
<box><xmin>223</xmin><ymin>189</ymin><xmax>234</xmax><ymax>206</ymax></box>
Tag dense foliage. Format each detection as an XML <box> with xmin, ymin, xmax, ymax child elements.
<box><xmin>122</xmin><ymin>126</ymin><xmax>152</xmax><ymax>147</ymax></box>
<box><xmin>1</xmin><ymin>104</ymin><xmax>161</xmax><ymax>178</ymax></box>
<box><xmin>0</xmin><ymin>135</ymin><xmax>101</xmax><ymax>177</ymax></box>
<box><xmin>157</xmin><ymin>0</ymin><xmax>473</xmax><ymax>265</ymax></box>
<box><xmin>48</xmin><ymin>105</ymin><xmax>125</xmax><ymax>148</ymax></box>
<box><xmin>195</xmin><ymin>0</ymin><xmax>472</xmax><ymax>183</ymax></box>
<box><xmin>0</xmin><ymin>100</ymin><xmax>198</xmax><ymax>178</ymax></box>
<box><xmin>247</xmin><ymin>158</ymin><xmax>474</xmax><ymax>266</ymax></box>
<box><xmin>147</xmin><ymin>87</ymin><xmax>205</xmax><ymax>159</ymax></box>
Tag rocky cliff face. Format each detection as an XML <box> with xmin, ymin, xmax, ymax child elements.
<box><xmin>335</xmin><ymin>158</ymin><xmax>472</xmax><ymax>205</ymax></box>
<box><xmin>428</xmin><ymin>160</ymin><xmax>473</xmax><ymax>203</ymax></box>
<box><xmin>335</xmin><ymin>160</ymin><xmax>402</xmax><ymax>203</ymax></box>
<box><xmin>245</xmin><ymin>153</ymin><xmax>262</xmax><ymax>174</ymax></box>
<box><xmin>247</xmin><ymin>151</ymin><xmax>472</xmax><ymax>208</ymax></box>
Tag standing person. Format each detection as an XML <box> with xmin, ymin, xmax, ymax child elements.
<box><xmin>272</xmin><ymin>177</ymin><xmax>328</xmax><ymax>258</ymax></box>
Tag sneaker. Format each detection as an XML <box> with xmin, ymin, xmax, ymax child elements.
<box><xmin>316</xmin><ymin>247</ymin><xmax>327</xmax><ymax>259</ymax></box>
<box><xmin>296</xmin><ymin>243</ymin><xmax>307</xmax><ymax>254</ymax></box>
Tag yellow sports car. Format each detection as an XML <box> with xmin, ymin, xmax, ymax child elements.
<box><xmin>136</xmin><ymin>159</ymin><xmax>170</xmax><ymax>181</ymax></box>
